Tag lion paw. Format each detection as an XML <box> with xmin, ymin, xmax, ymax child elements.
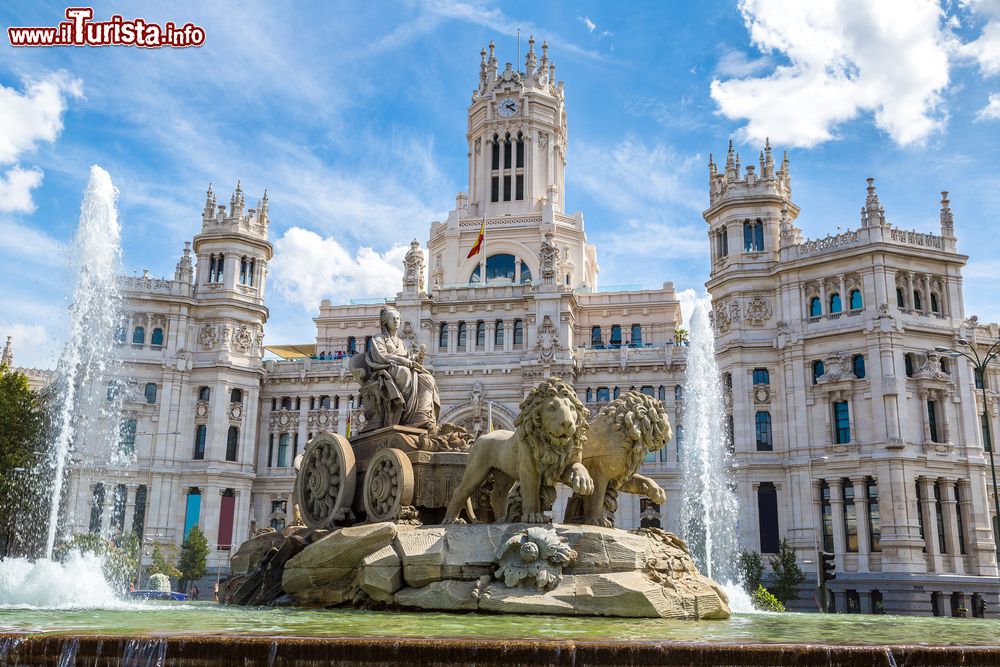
<box><xmin>523</xmin><ymin>512</ymin><xmax>550</xmax><ymax>524</ymax></box>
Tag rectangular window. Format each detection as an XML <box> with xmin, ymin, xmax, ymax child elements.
<box><xmin>516</xmin><ymin>138</ymin><xmax>524</xmax><ymax>167</ymax></box>
<box><xmin>754</xmin><ymin>221</ymin><xmax>764</xmax><ymax>251</ymax></box>
<box><xmin>843</xmin><ymin>481</ymin><xmax>858</xmax><ymax>552</ymax></box>
<box><xmin>111</xmin><ymin>484</ymin><xmax>127</xmax><ymax>533</ymax></box>
<box><xmin>267</xmin><ymin>434</ymin><xmax>274</xmax><ymax>468</ymax></box>
<box><xmin>721</xmin><ymin>227</ymin><xmax>729</xmax><ymax>256</ymax></box>
<box><xmin>513</xmin><ymin>320</ymin><xmax>524</xmax><ymax>346</ymax></box>
<box><xmin>491</xmin><ymin>140</ymin><xmax>500</xmax><ymax>170</ymax></box>
<box><xmin>752</xmin><ymin>368</ymin><xmax>770</xmax><ymax>385</ymax></box>
<box><xmin>743</xmin><ymin>221</ymin><xmax>753</xmax><ymax>252</ymax></box>
<box><xmin>641</xmin><ymin>386</ymin><xmax>655</xmax><ymax>397</ymax></box>
<box><xmin>927</xmin><ymin>401</ymin><xmax>939</xmax><ymax>443</ymax></box>
<box><xmin>193</xmin><ymin>425</ymin><xmax>206</xmax><ymax>460</ymax></box>
<box><xmin>515</xmin><ymin>174</ymin><xmax>523</xmax><ymax>200</ymax></box>
<box><xmin>757</xmin><ymin>482</ymin><xmax>780</xmax><ymax>553</ymax></box>
<box><xmin>132</xmin><ymin>485</ymin><xmax>147</xmax><ymax>536</ymax></box>
<box><xmin>867</xmin><ymin>478</ymin><xmax>881</xmax><ymax>552</ymax></box>
<box><xmin>643</xmin><ymin>450</ymin><xmax>656</xmax><ymax>463</ymax></box>
<box><xmin>118</xmin><ymin>418</ymin><xmax>137</xmax><ymax>457</ymax></box>
<box><xmin>755</xmin><ymin>411</ymin><xmax>773</xmax><ymax>451</ymax></box>
<box><xmin>833</xmin><ymin>401</ymin><xmax>850</xmax><ymax>444</ymax></box>
<box><xmin>89</xmin><ymin>484</ymin><xmax>105</xmax><ymax>533</ymax></box>
<box><xmin>821</xmin><ymin>482</ymin><xmax>834</xmax><ymax>552</ymax></box>
<box><xmin>503</xmin><ymin>175</ymin><xmax>511</xmax><ymax>201</ymax></box>
<box><xmin>183</xmin><ymin>490</ymin><xmax>201</xmax><ymax>539</ymax></box>
<box><xmin>491</xmin><ymin>176</ymin><xmax>499</xmax><ymax>202</ymax></box>
<box><xmin>278</xmin><ymin>433</ymin><xmax>290</xmax><ymax>467</ymax></box>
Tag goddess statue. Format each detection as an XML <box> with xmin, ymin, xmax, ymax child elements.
<box><xmin>351</xmin><ymin>306</ymin><xmax>440</xmax><ymax>432</ymax></box>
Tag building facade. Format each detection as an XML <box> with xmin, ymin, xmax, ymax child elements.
<box><xmin>707</xmin><ymin>143</ymin><xmax>1000</xmax><ymax>615</ymax></box>
<box><xmin>56</xmin><ymin>40</ymin><xmax>999</xmax><ymax>616</ymax></box>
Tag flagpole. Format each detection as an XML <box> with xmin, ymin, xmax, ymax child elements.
<box><xmin>480</xmin><ymin>215</ymin><xmax>487</xmax><ymax>282</ymax></box>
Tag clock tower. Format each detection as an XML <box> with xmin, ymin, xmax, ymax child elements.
<box><xmin>467</xmin><ymin>37</ymin><xmax>567</xmax><ymax>218</ymax></box>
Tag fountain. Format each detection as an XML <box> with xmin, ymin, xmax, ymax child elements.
<box><xmin>680</xmin><ymin>303</ymin><xmax>742</xmax><ymax>594</ymax></box>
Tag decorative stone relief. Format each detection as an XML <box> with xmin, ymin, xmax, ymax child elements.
<box><xmin>229</xmin><ymin>403</ymin><xmax>243</xmax><ymax>422</ymax></box>
<box><xmin>538</xmin><ymin>131</ymin><xmax>548</xmax><ymax>150</ymax></box>
<box><xmin>403</xmin><ymin>240</ymin><xmax>425</xmax><ymax>292</ymax></box>
<box><xmin>535</xmin><ymin>315</ymin><xmax>561</xmax><ymax>362</ymax></box>
<box><xmin>494</xmin><ymin>526</ymin><xmax>576</xmax><ymax>590</ymax></box>
<box><xmin>196</xmin><ymin>401</ymin><xmax>209</xmax><ymax>418</ymax></box>
<box><xmin>539</xmin><ymin>230</ymin><xmax>559</xmax><ymax>284</ymax></box>
<box><xmin>875</xmin><ymin>304</ymin><xmax>894</xmax><ymax>320</ymax></box>
<box><xmin>233</xmin><ymin>325</ymin><xmax>253</xmax><ymax>353</ymax></box>
<box><xmin>469</xmin><ymin>382</ymin><xmax>485</xmax><ymax>437</ymax></box>
<box><xmin>198</xmin><ymin>324</ymin><xmax>216</xmax><ymax>348</ymax></box>
<box><xmin>744</xmin><ymin>296</ymin><xmax>771</xmax><ymax>325</ymax></box>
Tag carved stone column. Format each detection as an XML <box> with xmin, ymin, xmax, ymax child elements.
<box><xmin>920</xmin><ymin>476</ymin><xmax>942</xmax><ymax>572</ymax></box>
<box><xmin>939</xmin><ymin>478</ymin><xmax>962</xmax><ymax>573</ymax></box>
<box><xmin>486</xmin><ymin>320</ymin><xmax>496</xmax><ymax>353</ymax></box>
<box><xmin>851</xmin><ymin>476</ymin><xmax>870</xmax><ymax>572</ymax></box>
<box><xmin>919</xmin><ymin>388</ymin><xmax>932</xmax><ymax>444</ymax></box>
<box><xmin>829</xmin><ymin>478</ymin><xmax>847</xmax><ymax>569</ymax></box>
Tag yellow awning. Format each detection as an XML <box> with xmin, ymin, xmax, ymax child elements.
<box><xmin>264</xmin><ymin>344</ymin><xmax>317</xmax><ymax>359</ymax></box>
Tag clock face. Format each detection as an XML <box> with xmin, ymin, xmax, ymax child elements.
<box><xmin>497</xmin><ymin>97</ymin><xmax>520</xmax><ymax>118</ymax></box>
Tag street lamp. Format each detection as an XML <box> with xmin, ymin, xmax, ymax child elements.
<box><xmin>936</xmin><ymin>338</ymin><xmax>1000</xmax><ymax>565</ymax></box>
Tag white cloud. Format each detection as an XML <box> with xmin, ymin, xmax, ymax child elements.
<box><xmin>978</xmin><ymin>92</ymin><xmax>1000</xmax><ymax>118</ymax></box>
<box><xmin>715</xmin><ymin>48</ymin><xmax>773</xmax><ymax>78</ymax></box>
<box><xmin>269</xmin><ymin>227</ymin><xmax>409</xmax><ymax>311</ymax></box>
<box><xmin>579</xmin><ymin>16</ymin><xmax>597</xmax><ymax>32</ymax></box>
<box><xmin>676</xmin><ymin>288</ymin><xmax>712</xmax><ymax>329</ymax></box>
<box><xmin>0</xmin><ymin>321</ymin><xmax>55</xmax><ymax>370</ymax></box>
<box><xmin>711</xmin><ymin>0</ymin><xmax>951</xmax><ymax>147</ymax></box>
<box><xmin>0</xmin><ymin>71</ymin><xmax>82</xmax><ymax>214</ymax></box>
<box><xmin>0</xmin><ymin>167</ymin><xmax>43</xmax><ymax>213</ymax></box>
<box><xmin>0</xmin><ymin>218</ymin><xmax>64</xmax><ymax>260</ymax></box>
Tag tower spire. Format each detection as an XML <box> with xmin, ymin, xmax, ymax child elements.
<box><xmin>763</xmin><ymin>138</ymin><xmax>774</xmax><ymax>179</ymax></box>
<box><xmin>1</xmin><ymin>335</ymin><xmax>12</xmax><ymax>367</ymax></box>
<box><xmin>525</xmin><ymin>34</ymin><xmax>537</xmax><ymax>77</ymax></box>
<box><xmin>860</xmin><ymin>177</ymin><xmax>886</xmax><ymax>227</ymax></box>
<box><xmin>939</xmin><ymin>190</ymin><xmax>955</xmax><ymax>238</ymax></box>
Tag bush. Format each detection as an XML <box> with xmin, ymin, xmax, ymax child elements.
<box><xmin>768</xmin><ymin>538</ymin><xmax>806</xmax><ymax>605</ymax></box>
<box><xmin>148</xmin><ymin>573</ymin><xmax>171</xmax><ymax>592</ymax></box>
<box><xmin>736</xmin><ymin>549</ymin><xmax>764</xmax><ymax>596</ymax></box>
<box><xmin>147</xmin><ymin>543</ymin><xmax>181</xmax><ymax>579</ymax></box>
<box><xmin>750</xmin><ymin>584</ymin><xmax>786</xmax><ymax>612</ymax></box>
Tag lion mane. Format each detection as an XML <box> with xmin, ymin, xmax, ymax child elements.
<box><xmin>514</xmin><ymin>377</ymin><xmax>590</xmax><ymax>486</ymax></box>
<box><xmin>596</xmin><ymin>392</ymin><xmax>671</xmax><ymax>487</ymax></box>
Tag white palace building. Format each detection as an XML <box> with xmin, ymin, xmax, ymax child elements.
<box><xmin>52</xmin><ymin>39</ymin><xmax>1000</xmax><ymax>616</ymax></box>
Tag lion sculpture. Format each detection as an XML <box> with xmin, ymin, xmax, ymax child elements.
<box><xmin>444</xmin><ymin>378</ymin><xmax>594</xmax><ymax>524</ymax></box>
<box><xmin>564</xmin><ymin>391</ymin><xmax>672</xmax><ymax>527</ymax></box>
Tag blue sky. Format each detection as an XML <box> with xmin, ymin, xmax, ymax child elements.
<box><xmin>2</xmin><ymin>0</ymin><xmax>1000</xmax><ymax>368</ymax></box>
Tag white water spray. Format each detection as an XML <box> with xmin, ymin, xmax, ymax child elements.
<box><xmin>43</xmin><ymin>166</ymin><xmax>123</xmax><ymax>558</ymax></box>
<box><xmin>680</xmin><ymin>303</ymin><xmax>739</xmax><ymax>586</ymax></box>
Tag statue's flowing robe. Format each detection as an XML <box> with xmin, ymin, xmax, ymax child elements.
<box><xmin>366</xmin><ymin>334</ymin><xmax>440</xmax><ymax>429</ymax></box>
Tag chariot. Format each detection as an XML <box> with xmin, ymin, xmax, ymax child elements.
<box><xmin>293</xmin><ymin>425</ymin><xmax>471</xmax><ymax>527</ymax></box>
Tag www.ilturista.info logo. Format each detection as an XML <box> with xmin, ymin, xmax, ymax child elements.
<box><xmin>7</xmin><ymin>8</ymin><xmax>206</xmax><ymax>48</ymax></box>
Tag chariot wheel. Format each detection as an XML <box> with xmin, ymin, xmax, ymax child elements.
<box><xmin>363</xmin><ymin>448</ymin><xmax>414</xmax><ymax>522</ymax></box>
<box><xmin>294</xmin><ymin>432</ymin><xmax>357</xmax><ymax>530</ymax></box>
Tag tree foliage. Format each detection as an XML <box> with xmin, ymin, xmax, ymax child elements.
<box><xmin>0</xmin><ymin>364</ymin><xmax>45</xmax><ymax>472</ymax></box>
<box><xmin>147</xmin><ymin>543</ymin><xmax>181</xmax><ymax>579</ymax></box>
<box><xmin>736</xmin><ymin>548</ymin><xmax>764</xmax><ymax>596</ymax></box>
<box><xmin>768</xmin><ymin>538</ymin><xmax>806</xmax><ymax>604</ymax></box>
<box><xmin>176</xmin><ymin>525</ymin><xmax>209</xmax><ymax>591</ymax></box>
<box><xmin>750</xmin><ymin>584</ymin><xmax>786</xmax><ymax>612</ymax></box>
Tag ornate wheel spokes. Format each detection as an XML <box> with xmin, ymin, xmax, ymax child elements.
<box><xmin>363</xmin><ymin>448</ymin><xmax>414</xmax><ymax>522</ymax></box>
<box><xmin>294</xmin><ymin>433</ymin><xmax>356</xmax><ymax>529</ymax></box>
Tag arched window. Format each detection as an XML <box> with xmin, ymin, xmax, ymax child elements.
<box><xmin>491</xmin><ymin>133</ymin><xmax>500</xmax><ymax>170</ymax></box>
<box><xmin>896</xmin><ymin>287</ymin><xmax>906</xmax><ymax>308</ymax></box>
<box><xmin>809</xmin><ymin>297</ymin><xmax>822</xmax><ymax>318</ymax></box>
<box><xmin>596</xmin><ymin>387</ymin><xmax>610</xmax><ymax>402</ymax></box>
<box><xmin>905</xmin><ymin>353</ymin><xmax>915</xmax><ymax>377</ymax></box>
<box><xmin>226</xmin><ymin>426</ymin><xmax>239</xmax><ymax>462</ymax></box>
<box><xmin>519</xmin><ymin>261</ymin><xmax>532</xmax><ymax>283</ymax></box>
<box><xmin>457</xmin><ymin>321</ymin><xmax>467</xmax><ymax>348</ymax></box>
<box><xmin>755</xmin><ymin>411</ymin><xmax>773</xmax><ymax>451</ymax></box>
<box><xmin>913</xmin><ymin>290</ymin><xmax>923</xmax><ymax>311</ymax></box>
<box><xmin>144</xmin><ymin>382</ymin><xmax>157</xmax><ymax>404</ymax></box>
<box><xmin>675</xmin><ymin>425</ymin><xmax>684</xmax><ymax>462</ymax></box>
<box><xmin>115</xmin><ymin>323</ymin><xmax>127</xmax><ymax>344</ymax></box>
<box><xmin>249</xmin><ymin>258</ymin><xmax>256</xmax><ymax>286</ymax></box>
<box><xmin>194</xmin><ymin>424</ymin><xmax>207</xmax><ymax>460</ymax></box>
<box><xmin>853</xmin><ymin>354</ymin><xmax>866</xmax><ymax>379</ymax></box>
<box><xmin>849</xmin><ymin>289</ymin><xmax>863</xmax><ymax>310</ymax></box>
<box><xmin>812</xmin><ymin>360</ymin><xmax>825</xmax><ymax>384</ymax></box>
<box><xmin>613</xmin><ymin>387</ymin><xmax>621</xmax><ymax>399</ymax></box>
<box><xmin>829</xmin><ymin>293</ymin><xmax>842</xmax><ymax>314</ymax></box>
<box><xmin>658</xmin><ymin>386</ymin><xmax>666</xmax><ymax>401</ymax></box>
<box><xmin>239</xmin><ymin>256</ymin><xmax>248</xmax><ymax>285</ymax></box>
<box><xmin>469</xmin><ymin>254</ymin><xmax>532</xmax><ymax>284</ymax></box>
<box><xmin>277</xmin><ymin>433</ymin><xmax>290</xmax><ymax>467</ymax></box>
<box><xmin>515</xmin><ymin>132</ymin><xmax>524</xmax><ymax>168</ymax></box>
<box><xmin>365</xmin><ymin>336</ymin><xmax>373</xmax><ymax>352</ymax></box>
<box><xmin>930</xmin><ymin>292</ymin><xmax>941</xmax><ymax>313</ymax></box>
<box><xmin>494</xmin><ymin>320</ymin><xmax>504</xmax><ymax>347</ymax></box>
<box><xmin>150</xmin><ymin>327</ymin><xmax>164</xmax><ymax>347</ymax></box>
<box><xmin>183</xmin><ymin>487</ymin><xmax>201</xmax><ymax>538</ymax></box>
<box><xmin>281</xmin><ymin>396</ymin><xmax>291</xmax><ymax>410</ymax></box>
<box><xmin>475</xmin><ymin>320</ymin><xmax>486</xmax><ymax>348</ymax></box>
<box><xmin>118</xmin><ymin>418</ymin><xmax>137</xmax><ymax>456</ymax></box>
<box><xmin>757</xmin><ymin>482</ymin><xmax>780</xmax><ymax>553</ymax></box>
<box><xmin>743</xmin><ymin>219</ymin><xmax>764</xmax><ymax>251</ymax></box>
<box><xmin>490</xmin><ymin>134</ymin><xmax>500</xmax><ymax>202</ymax></box>
<box><xmin>674</xmin><ymin>385</ymin><xmax>683</xmax><ymax>401</ymax></box>
<box><xmin>503</xmin><ymin>133</ymin><xmax>512</xmax><ymax>201</ymax></box>
<box><xmin>515</xmin><ymin>132</ymin><xmax>525</xmax><ymax>200</ymax></box>
<box><xmin>591</xmin><ymin>326</ymin><xmax>602</xmax><ymax>348</ymax></box>
<box><xmin>631</xmin><ymin>324</ymin><xmax>642</xmax><ymax>348</ymax></box>
<box><xmin>208</xmin><ymin>254</ymin><xmax>216</xmax><ymax>284</ymax></box>
<box><xmin>513</xmin><ymin>319</ymin><xmax>524</xmax><ymax>346</ymax></box>
<box><xmin>215</xmin><ymin>254</ymin><xmax>225</xmax><ymax>282</ymax></box>
<box><xmin>438</xmin><ymin>323</ymin><xmax>448</xmax><ymax>350</ymax></box>
<box><xmin>132</xmin><ymin>326</ymin><xmax>145</xmax><ymax>345</ymax></box>
<box><xmin>347</xmin><ymin>336</ymin><xmax>357</xmax><ymax>355</ymax></box>
<box><xmin>231</xmin><ymin>388</ymin><xmax>243</xmax><ymax>403</ymax></box>
<box><xmin>320</xmin><ymin>395</ymin><xmax>331</xmax><ymax>409</ymax></box>
<box><xmin>586</xmin><ymin>388</ymin><xmax>593</xmax><ymax>402</ymax></box>
<box><xmin>610</xmin><ymin>325</ymin><xmax>622</xmax><ymax>348</ymax></box>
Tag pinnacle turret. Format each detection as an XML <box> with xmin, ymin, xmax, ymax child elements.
<box><xmin>1</xmin><ymin>335</ymin><xmax>12</xmax><ymax>367</ymax></box>
<box><xmin>860</xmin><ymin>177</ymin><xmax>886</xmax><ymax>227</ymax></box>
<box><xmin>940</xmin><ymin>190</ymin><xmax>955</xmax><ymax>238</ymax></box>
<box><xmin>525</xmin><ymin>34</ymin><xmax>537</xmax><ymax>76</ymax></box>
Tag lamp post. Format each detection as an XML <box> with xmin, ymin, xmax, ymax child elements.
<box><xmin>936</xmin><ymin>338</ymin><xmax>1000</xmax><ymax>565</ymax></box>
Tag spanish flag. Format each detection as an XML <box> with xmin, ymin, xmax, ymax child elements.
<box><xmin>467</xmin><ymin>219</ymin><xmax>485</xmax><ymax>258</ymax></box>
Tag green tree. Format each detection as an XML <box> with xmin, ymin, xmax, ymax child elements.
<box><xmin>736</xmin><ymin>548</ymin><xmax>764</xmax><ymax>596</ymax></box>
<box><xmin>750</xmin><ymin>584</ymin><xmax>786</xmax><ymax>612</ymax></box>
<box><xmin>147</xmin><ymin>543</ymin><xmax>181</xmax><ymax>579</ymax></box>
<box><xmin>0</xmin><ymin>364</ymin><xmax>47</xmax><ymax>555</ymax></box>
<box><xmin>673</xmin><ymin>328</ymin><xmax>689</xmax><ymax>344</ymax></box>
<box><xmin>176</xmin><ymin>525</ymin><xmax>209</xmax><ymax>592</ymax></box>
<box><xmin>768</xmin><ymin>538</ymin><xmax>806</xmax><ymax>605</ymax></box>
